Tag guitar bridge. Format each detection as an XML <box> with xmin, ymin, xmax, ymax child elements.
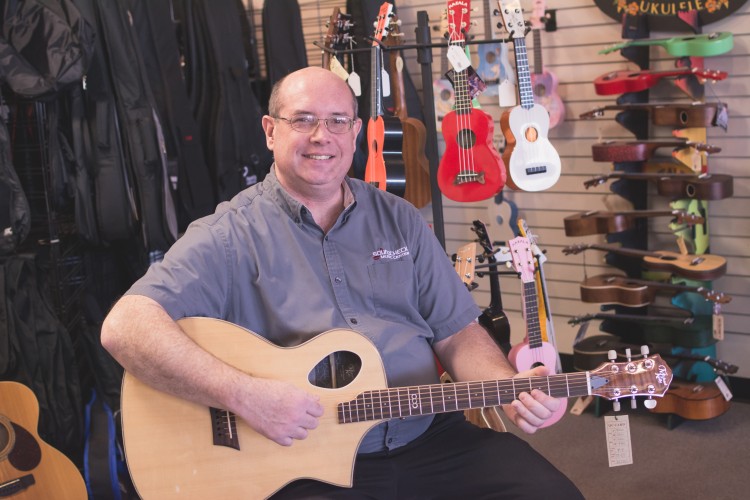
<box><xmin>209</xmin><ymin>407</ymin><xmax>240</xmax><ymax>450</ymax></box>
<box><xmin>454</xmin><ymin>171</ymin><xmax>486</xmax><ymax>185</ymax></box>
<box><xmin>525</xmin><ymin>166</ymin><xmax>548</xmax><ymax>175</ymax></box>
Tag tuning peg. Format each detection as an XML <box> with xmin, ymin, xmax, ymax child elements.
<box><xmin>644</xmin><ymin>397</ymin><xmax>657</xmax><ymax>409</ymax></box>
<box><xmin>630</xmin><ymin>397</ymin><xmax>637</xmax><ymax>409</ymax></box>
<box><xmin>608</xmin><ymin>350</ymin><xmax>617</xmax><ymax>363</ymax></box>
<box><xmin>613</xmin><ymin>400</ymin><xmax>621</xmax><ymax>412</ymax></box>
<box><xmin>641</xmin><ymin>345</ymin><xmax>650</xmax><ymax>357</ymax></box>
<box><xmin>625</xmin><ymin>348</ymin><xmax>632</xmax><ymax>362</ymax></box>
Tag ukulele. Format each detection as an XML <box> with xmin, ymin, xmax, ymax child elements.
<box><xmin>383</xmin><ymin>13</ymin><xmax>431</xmax><ymax>209</ymax></box>
<box><xmin>453</xmin><ymin>241</ymin><xmax>478</xmax><ymax>290</ymax></box>
<box><xmin>593</xmin><ymin>67</ymin><xmax>727</xmax><ymax>96</ymax></box>
<box><xmin>580</xmin><ymin>102</ymin><xmax>728</xmax><ymax>128</ymax></box>
<box><xmin>529</xmin><ymin>0</ymin><xmax>564</xmax><ymax>129</ymax></box>
<box><xmin>579</xmin><ymin>273</ymin><xmax>731</xmax><ymax>308</ymax></box>
<box><xmin>437</xmin><ymin>0</ymin><xmax>506</xmax><ymax>202</ymax></box>
<box><xmin>322</xmin><ymin>8</ymin><xmax>354</xmax><ymax>72</ymax></box>
<box><xmin>364</xmin><ymin>2</ymin><xmax>405</xmax><ymax>195</ymax></box>
<box><xmin>562</xmin><ymin>243</ymin><xmax>727</xmax><ymax>281</ymax></box>
<box><xmin>507</xmin><ymin>236</ymin><xmax>567</xmax><ymax>427</ymax></box>
<box><xmin>475</xmin><ymin>0</ymin><xmax>503</xmax><ymax>96</ymax></box>
<box><xmin>563</xmin><ymin>209</ymin><xmax>704</xmax><ymax>236</ymax></box>
<box><xmin>499</xmin><ymin>0</ymin><xmax>561</xmax><ymax>192</ymax></box>
<box><xmin>121</xmin><ymin>317</ymin><xmax>673</xmax><ymax>499</ymax></box>
<box><xmin>0</xmin><ymin>382</ymin><xmax>87</xmax><ymax>499</ymax></box>
<box><xmin>648</xmin><ymin>380</ymin><xmax>730</xmax><ymax>420</ymax></box>
<box><xmin>432</xmin><ymin>9</ymin><xmax>454</xmax><ymax>132</ymax></box>
<box><xmin>584</xmin><ymin>172</ymin><xmax>734</xmax><ymax>201</ymax></box>
<box><xmin>591</xmin><ymin>140</ymin><xmax>720</xmax><ymax>163</ymax></box>
<box><xmin>599</xmin><ymin>32</ymin><xmax>734</xmax><ymax>58</ymax></box>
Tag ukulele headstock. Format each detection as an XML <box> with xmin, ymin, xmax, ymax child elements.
<box><xmin>497</xmin><ymin>0</ymin><xmax>525</xmax><ymax>39</ymax></box>
<box><xmin>372</xmin><ymin>2</ymin><xmax>393</xmax><ymax>45</ymax></box>
<box><xmin>508</xmin><ymin>236</ymin><xmax>535</xmax><ymax>284</ymax></box>
<box><xmin>453</xmin><ymin>242</ymin><xmax>479</xmax><ymax>291</ymax></box>
<box><xmin>699</xmin><ymin>288</ymin><xmax>732</xmax><ymax>305</ymax></box>
<box><xmin>673</xmin><ymin>210</ymin><xmax>705</xmax><ymax>226</ymax></box>
<box><xmin>446</xmin><ymin>0</ymin><xmax>472</xmax><ymax>43</ymax></box>
<box><xmin>562</xmin><ymin>244</ymin><xmax>588</xmax><ymax>256</ymax></box>
<box><xmin>693</xmin><ymin>68</ymin><xmax>728</xmax><ymax>83</ymax></box>
<box><xmin>584</xmin><ymin>175</ymin><xmax>608</xmax><ymax>189</ymax></box>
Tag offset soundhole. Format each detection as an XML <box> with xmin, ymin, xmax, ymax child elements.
<box><xmin>456</xmin><ymin>129</ymin><xmax>477</xmax><ymax>149</ymax></box>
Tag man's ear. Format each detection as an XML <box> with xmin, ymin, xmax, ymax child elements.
<box><xmin>261</xmin><ymin>115</ymin><xmax>276</xmax><ymax>150</ymax></box>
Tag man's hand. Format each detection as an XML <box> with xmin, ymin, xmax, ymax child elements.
<box><xmin>502</xmin><ymin>365</ymin><xmax>562</xmax><ymax>434</ymax></box>
<box><xmin>238</xmin><ymin>378</ymin><xmax>324</xmax><ymax>446</ymax></box>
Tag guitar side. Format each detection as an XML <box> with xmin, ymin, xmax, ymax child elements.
<box><xmin>502</xmin><ymin>104</ymin><xmax>561</xmax><ymax>191</ymax></box>
<box><xmin>121</xmin><ymin>318</ymin><xmax>387</xmax><ymax>500</ymax></box>
<box><xmin>0</xmin><ymin>382</ymin><xmax>87</xmax><ymax>500</ymax></box>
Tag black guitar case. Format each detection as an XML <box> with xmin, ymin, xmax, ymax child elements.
<box><xmin>262</xmin><ymin>0</ymin><xmax>308</xmax><ymax>88</ymax></box>
<box><xmin>345</xmin><ymin>0</ymin><xmax>425</xmax><ymax>179</ymax></box>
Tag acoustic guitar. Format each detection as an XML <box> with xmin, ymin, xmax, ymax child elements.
<box><xmin>591</xmin><ymin>140</ymin><xmax>720</xmax><ymax>163</ymax></box>
<box><xmin>121</xmin><ymin>317</ymin><xmax>673</xmax><ymax>499</ymax></box>
<box><xmin>599</xmin><ymin>32</ymin><xmax>734</xmax><ymax>58</ymax></box>
<box><xmin>584</xmin><ymin>171</ymin><xmax>734</xmax><ymax>201</ymax></box>
<box><xmin>0</xmin><ymin>382</ymin><xmax>87</xmax><ymax>499</ymax></box>
<box><xmin>499</xmin><ymin>0</ymin><xmax>561</xmax><ymax>192</ymax></box>
<box><xmin>437</xmin><ymin>0</ymin><xmax>506</xmax><ymax>202</ymax></box>
<box><xmin>594</xmin><ymin>67</ymin><xmax>727</xmax><ymax>96</ymax></box>
<box><xmin>383</xmin><ymin>13</ymin><xmax>431</xmax><ymax>209</ymax></box>
<box><xmin>648</xmin><ymin>380</ymin><xmax>730</xmax><ymax>421</ymax></box>
<box><xmin>562</xmin><ymin>242</ymin><xmax>727</xmax><ymax>281</ymax></box>
<box><xmin>507</xmin><ymin>236</ymin><xmax>567</xmax><ymax>427</ymax></box>
<box><xmin>580</xmin><ymin>102</ymin><xmax>728</xmax><ymax>129</ymax></box>
<box><xmin>563</xmin><ymin>209</ymin><xmax>704</xmax><ymax>236</ymax></box>
<box><xmin>579</xmin><ymin>273</ymin><xmax>731</xmax><ymax>308</ymax></box>
<box><xmin>364</xmin><ymin>3</ymin><xmax>406</xmax><ymax>195</ymax></box>
<box><xmin>530</xmin><ymin>0</ymin><xmax>565</xmax><ymax>129</ymax></box>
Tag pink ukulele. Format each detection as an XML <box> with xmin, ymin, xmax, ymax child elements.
<box><xmin>507</xmin><ymin>236</ymin><xmax>567</xmax><ymax>427</ymax></box>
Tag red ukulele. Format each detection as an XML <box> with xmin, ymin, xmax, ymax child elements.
<box><xmin>437</xmin><ymin>0</ymin><xmax>506</xmax><ymax>202</ymax></box>
<box><xmin>594</xmin><ymin>67</ymin><xmax>727</xmax><ymax>95</ymax></box>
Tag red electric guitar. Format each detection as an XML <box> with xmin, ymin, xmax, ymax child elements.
<box><xmin>530</xmin><ymin>0</ymin><xmax>564</xmax><ymax>129</ymax></box>
<box><xmin>594</xmin><ymin>67</ymin><xmax>727</xmax><ymax>95</ymax></box>
<box><xmin>499</xmin><ymin>0</ymin><xmax>561</xmax><ymax>192</ymax></box>
<box><xmin>437</xmin><ymin>0</ymin><xmax>506</xmax><ymax>202</ymax></box>
<box><xmin>507</xmin><ymin>236</ymin><xmax>567</xmax><ymax>427</ymax></box>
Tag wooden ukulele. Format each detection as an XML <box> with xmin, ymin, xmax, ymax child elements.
<box><xmin>364</xmin><ymin>2</ymin><xmax>405</xmax><ymax>195</ymax></box>
<box><xmin>563</xmin><ymin>209</ymin><xmax>704</xmax><ymax>236</ymax></box>
<box><xmin>593</xmin><ymin>67</ymin><xmax>727</xmax><ymax>96</ymax></box>
<box><xmin>562</xmin><ymin>243</ymin><xmax>727</xmax><ymax>281</ymax></box>
<box><xmin>499</xmin><ymin>0</ymin><xmax>561</xmax><ymax>192</ymax></box>
<box><xmin>507</xmin><ymin>236</ymin><xmax>567</xmax><ymax>427</ymax></box>
<box><xmin>579</xmin><ymin>273</ymin><xmax>732</xmax><ymax>308</ymax></box>
<box><xmin>383</xmin><ymin>13</ymin><xmax>431</xmax><ymax>208</ymax></box>
<box><xmin>530</xmin><ymin>0</ymin><xmax>564</xmax><ymax>129</ymax></box>
<box><xmin>322</xmin><ymin>8</ymin><xmax>354</xmax><ymax>72</ymax></box>
<box><xmin>584</xmin><ymin>172</ymin><xmax>734</xmax><ymax>201</ymax></box>
<box><xmin>599</xmin><ymin>32</ymin><xmax>734</xmax><ymax>58</ymax></box>
<box><xmin>580</xmin><ymin>102</ymin><xmax>728</xmax><ymax>128</ymax></box>
<box><xmin>591</xmin><ymin>140</ymin><xmax>720</xmax><ymax>163</ymax></box>
<box><xmin>648</xmin><ymin>380</ymin><xmax>730</xmax><ymax>420</ymax></box>
<box><xmin>121</xmin><ymin>317</ymin><xmax>673</xmax><ymax>499</ymax></box>
<box><xmin>0</xmin><ymin>382</ymin><xmax>87</xmax><ymax>499</ymax></box>
<box><xmin>437</xmin><ymin>0</ymin><xmax>506</xmax><ymax>202</ymax></box>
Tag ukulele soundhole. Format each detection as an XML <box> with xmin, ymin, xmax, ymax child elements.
<box><xmin>456</xmin><ymin>129</ymin><xmax>477</xmax><ymax>149</ymax></box>
<box><xmin>533</xmin><ymin>83</ymin><xmax>547</xmax><ymax>97</ymax></box>
<box><xmin>524</xmin><ymin>126</ymin><xmax>539</xmax><ymax>143</ymax></box>
<box><xmin>309</xmin><ymin>351</ymin><xmax>362</xmax><ymax>389</ymax></box>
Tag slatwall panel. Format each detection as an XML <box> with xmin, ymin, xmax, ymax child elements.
<box><xmin>250</xmin><ymin>1</ymin><xmax>749</xmax><ymax>378</ymax></box>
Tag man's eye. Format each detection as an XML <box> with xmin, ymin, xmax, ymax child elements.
<box><xmin>293</xmin><ymin>115</ymin><xmax>316</xmax><ymax>124</ymax></box>
<box><xmin>331</xmin><ymin>117</ymin><xmax>350</xmax><ymax>125</ymax></box>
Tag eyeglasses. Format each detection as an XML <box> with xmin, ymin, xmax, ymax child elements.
<box><xmin>274</xmin><ymin>114</ymin><xmax>355</xmax><ymax>134</ymax></box>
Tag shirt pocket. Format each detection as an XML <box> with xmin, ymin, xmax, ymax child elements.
<box><xmin>367</xmin><ymin>259</ymin><xmax>417</xmax><ymax>320</ymax></box>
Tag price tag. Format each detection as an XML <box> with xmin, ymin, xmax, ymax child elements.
<box><xmin>446</xmin><ymin>44</ymin><xmax>471</xmax><ymax>73</ymax></box>
<box><xmin>329</xmin><ymin>57</ymin><xmax>350</xmax><ymax>81</ymax></box>
<box><xmin>498</xmin><ymin>79</ymin><xmax>517</xmax><ymax>107</ymax></box>
<box><xmin>715</xmin><ymin>376</ymin><xmax>733</xmax><ymax>401</ymax></box>
<box><xmin>712</xmin><ymin>312</ymin><xmax>725</xmax><ymax>341</ymax></box>
<box><xmin>381</xmin><ymin>69</ymin><xmax>391</xmax><ymax>97</ymax></box>
<box><xmin>713</xmin><ymin>103</ymin><xmax>729</xmax><ymax>131</ymax></box>
<box><xmin>347</xmin><ymin>71</ymin><xmax>362</xmax><ymax>97</ymax></box>
<box><xmin>604</xmin><ymin>415</ymin><xmax>633</xmax><ymax>467</ymax></box>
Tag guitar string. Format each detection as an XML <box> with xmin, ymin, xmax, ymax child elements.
<box><xmin>449</xmin><ymin>7</ymin><xmax>471</xmax><ymax>183</ymax></box>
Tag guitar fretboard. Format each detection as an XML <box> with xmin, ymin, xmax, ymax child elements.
<box><xmin>523</xmin><ymin>281</ymin><xmax>543</xmax><ymax>349</ymax></box>
<box><xmin>512</xmin><ymin>37</ymin><xmax>534</xmax><ymax>109</ymax></box>
<box><xmin>337</xmin><ymin>372</ymin><xmax>592</xmax><ymax>423</ymax></box>
<box><xmin>451</xmin><ymin>41</ymin><xmax>473</xmax><ymax>115</ymax></box>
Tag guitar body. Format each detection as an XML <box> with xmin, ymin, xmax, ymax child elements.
<box><xmin>0</xmin><ymin>382</ymin><xmax>87</xmax><ymax>500</ymax></box>
<box><xmin>401</xmin><ymin>117</ymin><xmax>431</xmax><ymax>207</ymax></box>
<box><xmin>438</xmin><ymin>108</ymin><xmax>506</xmax><ymax>202</ymax></box>
<box><xmin>643</xmin><ymin>251</ymin><xmax>726</xmax><ymax>280</ymax></box>
<box><xmin>122</xmin><ymin>318</ymin><xmax>387</xmax><ymax>499</ymax></box>
<box><xmin>579</xmin><ymin>274</ymin><xmax>655</xmax><ymax>307</ymax></box>
<box><xmin>380</xmin><ymin>115</ymin><xmax>407</xmax><ymax>198</ymax></box>
<box><xmin>531</xmin><ymin>70</ymin><xmax>565</xmax><ymax>128</ymax></box>
<box><xmin>648</xmin><ymin>381</ymin><xmax>730</xmax><ymax>420</ymax></box>
<box><xmin>365</xmin><ymin>116</ymin><xmax>387</xmax><ymax>190</ymax></box>
<box><xmin>656</xmin><ymin>174</ymin><xmax>733</xmax><ymax>201</ymax></box>
<box><xmin>501</xmin><ymin>104</ymin><xmax>561</xmax><ymax>191</ymax></box>
<box><xmin>508</xmin><ymin>341</ymin><xmax>567</xmax><ymax>427</ymax></box>
<box><xmin>564</xmin><ymin>211</ymin><xmax>634</xmax><ymax>236</ymax></box>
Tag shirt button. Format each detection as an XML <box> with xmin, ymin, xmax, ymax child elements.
<box><xmin>335</xmin><ymin>277</ymin><xmax>342</xmax><ymax>283</ymax></box>
<box><xmin>350</xmin><ymin>318</ymin><xmax>358</xmax><ymax>325</ymax></box>
<box><xmin>387</xmin><ymin>438</ymin><xmax>393</xmax><ymax>444</ymax></box>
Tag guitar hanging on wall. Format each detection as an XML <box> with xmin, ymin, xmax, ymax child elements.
<box><xmin>437</xmin><ymin>0</ymin><xmax>506</xmax><ymax>202</ymax></box>
<box><xmin>529</xmin><ymin>0</ymin><xmax>565</xmax><ymax>129</ymax></box>
<box><xmin>364</xmin><ymin>2</ymin><xmax>406</xmax><ymax>195</ymax></box>
<box><xmin>498</xmin><ymin>0</ymin><xmax>561</xmax><ymax>192</ymax></box>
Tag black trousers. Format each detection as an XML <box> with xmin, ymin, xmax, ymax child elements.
<box><xmin>272</xmin><ymin>412</ymin><xmax>584</xmax><ymax>499</ymax></box>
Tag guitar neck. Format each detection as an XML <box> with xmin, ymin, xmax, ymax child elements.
<box><xmin>532</xmin><ymin>28</ymin><xmax>543</xmax><ymax>75</ymax></box>
<box><xmin>452</xmin><ymin>42</ymin><xmax>473</xmax><ymax>114</ymax></box>
<box><xmin>581</xmin><ymin>243</ymin><xmax>661</xmax><ymax>260</ymax></box>
<box><xmin>574</xmin><ymin>312</ymin><xmax>694</xmax><ymax>325</ymax></box>
<box><xmin>512</xmin><ymin>36</ymin><xmax>534</xmax><ymax>109</ymax></box>
<box><xmin>522</xmin><ymin>281</ymin><xmax>545</xmax><ymax>348</ymax></box>
<box><xmin>338</xmin><ymin>372</ymin><xmax>591</xmax><ymax>423</ymax></box>
<box><xmin>388</xmin><ymin>50</ymin><xmax>408</xmax><ymax>120</ymax></box>
<box><xmin>370</xmin><ymin>44</ymin><xmax>383</xmax><ymax>118</ymax></box>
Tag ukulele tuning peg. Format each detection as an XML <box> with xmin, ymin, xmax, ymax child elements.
<box><xmin>613</xmin><ymin>400</ymin><xmax>621</xmax><ymax>412</ymax></box>
<box><xmin>644</xmin><ymin>397</ymin><xmax>657</xmax><ymax>409</ymax></box>
<box><xmin>640</xmin><ymin>345</ymin><xmax>650</xmax><ymax>357</ymax></box>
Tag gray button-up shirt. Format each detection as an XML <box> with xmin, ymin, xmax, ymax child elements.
<box><xmin>127</xmin><ymin>166</ymin><xmax>481</xmax><ymax>452</ymax></box>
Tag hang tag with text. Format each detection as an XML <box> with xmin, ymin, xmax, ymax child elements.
<box><xmin>713</xmin><ymin>303</ymin><xmax>724</xmax><ymax>341</ymax></box>
<box><xmin>446</xmin><ymin>44</ymin><xmax>471</xmax><ymax>73</ymax></box>
<box><xmin>498</xmin><ymin>79</ymin><xmax>517</xmax><ymax>107</ymax></box>
<box><xmin>347</xmin><ymin>71</ymin><xmax>362</xmax><ymax>96</ymax></box>
<box><xmin>715</xmin><ymin>376</ymin><xmax>733</xmax><ymax>401</ymax></box>
<box><xmin>604</xmin><ymin>415</ymin><xmax>633</xmax><ymax>467</ymax></box>
<box><xmin>381</xmin><ymin>69</ymin><xmax>391</xmax><ymax>97</ymax></box>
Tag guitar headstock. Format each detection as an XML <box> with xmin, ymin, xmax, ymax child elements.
<box><xmin>562</xmin><ymin>244</ymin><xmax>588</xmax><ymax>256</ymax></box>
<box><xmin>454</xmin><ymin>242</ymin><xmax>478</xmax><ymax>290</ymax></box>
<box><xmin>589</xmin><ymin>352</ymin><xmax>673</xmax><ymax>403</ymax></box>
<box><xmin>372</xmin><ymin>2</ymin><xmax>394</xmax><ymax>46</ymax></box>
<box><xmin>471</xmin><ymin>219</ymin><xmax>495</xmax><ymax>260</ymax></box>
<box><xmin>584</xmin><ymin>175</ymin><xmax>608</xmax><ymax>189</ymax></box>
<box><xmin>383</xmin><ymin>12</ymin><xmax>403</xmax><ymax>49</ymax></box>
<box><xmin>579</xmin><ymin>107</ymin><xmax>606</xmax><ymax>120</ymax></box>
<box><xmin>684</xmin><ymin>142</ymin><xmax>722</xmax><ymax>154</ymax></box>
<box><xmin>699</xmin><ymin>288</ymin><xmax>732</xmax><ymax>305</ymax></box>
<box><xmin>530</xmin><ymin>0</ymin><xmax>546</xmax><ymax>30</ymax></box>
<box><xmin>567</xmin><ymin>314</ymin><xmax>595</xmax><ymax>326</ymax></box>
<box><xmin>672</xmin><ymin>210</ymin><xmax>705</xmax><ymax>226</ymax></box>
<box><xmin>446</xmin><ymin>0</ymin><xmax>472</xmax><ymax>43</ymax></box>
<box><xmin>693</xmin><ymin>68</ymin><xmax>728</xmax><ymax>83</ymax></box>
<box><xmin>497</xmin><ymin>0</ymin><xmax>525</xmax><ymax>39</ymax></box>
<box><xmin>508</xmin><ymin>236</ymin><xmax>535</xmax><ymax>283</ymax></box>
<box><xmin>324</xmin><ymin>8</ymin><xmax>354</xmax><ymax>54</ymax></box>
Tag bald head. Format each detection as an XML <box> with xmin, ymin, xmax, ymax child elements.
<box><xmin>268</xmin><ymin>67</ymin><xmax>358</xmax><ymax>118</ymax></box>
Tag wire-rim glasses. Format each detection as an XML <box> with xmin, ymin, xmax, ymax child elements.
<box><xmin>273</xmin><ymin>114</ymin><xmax>355</xmax><ymax>134</ymax></box>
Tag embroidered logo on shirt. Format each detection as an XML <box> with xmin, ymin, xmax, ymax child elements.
<box><xmin>372</xmin><ymin>246</ymin><xmax>409</xmax><ymax>261</ymax></box>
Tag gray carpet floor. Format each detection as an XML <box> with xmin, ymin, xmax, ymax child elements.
<box><xmin>506</xmin><ymin>399</ymin><xmax>749</xmax><ymax>500</ymax></box>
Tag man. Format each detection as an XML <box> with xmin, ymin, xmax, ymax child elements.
<box><xmin>101</xmin><ymin>67</ymin><xmax>582</xmax><ymax>499</ymax></box>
